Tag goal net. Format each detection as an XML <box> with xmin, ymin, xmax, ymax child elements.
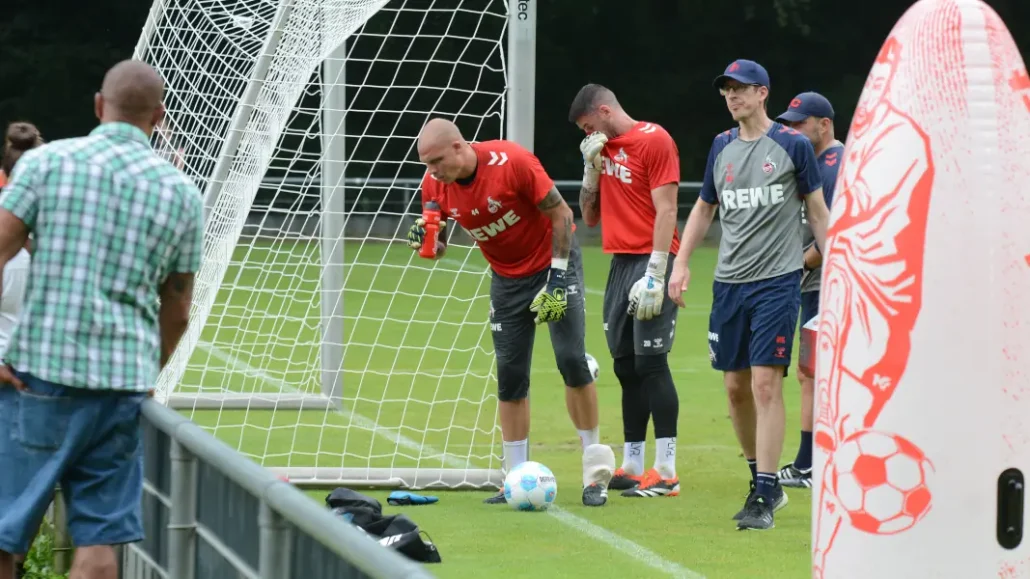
<box><xmin>135</xmin><ymin>0</ymin><xmax>531</xmax><ymax>490</ymax></box>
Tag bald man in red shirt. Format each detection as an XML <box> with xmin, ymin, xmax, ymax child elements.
<box><xmin>409</xmin><ymin>118</ymin><xmax>616</xmax><ymax>507</ymax></box>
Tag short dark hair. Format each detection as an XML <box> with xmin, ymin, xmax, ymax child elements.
<box><xmin>1</xmin><ymin>122</ymin><xmax>43</xmax><ymax>177</ymax></box>
<box><xmin>567</xmin><ymin>84</ymin><xmax>619</xmax><ymax>124</ymax></box>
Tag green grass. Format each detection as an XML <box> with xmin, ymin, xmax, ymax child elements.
<box><xmin>173</xmin><ymin>240</ymin><xmax>812</xmax><ymax>579</ymax></box>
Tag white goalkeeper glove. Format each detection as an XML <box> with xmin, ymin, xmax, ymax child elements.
<box><xmin>627</xmin><ymin>251</ymin><xmax>669</xmax><ymax>321</ymax></box>
<box><xmin>579</xmin><ymin>132</ymin><xmax>607</xmax><ymax>192</ymax></box>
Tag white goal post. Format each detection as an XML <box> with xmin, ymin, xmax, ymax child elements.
<box><xmin>134</xmin><ymin>0</ymin><xmax>536</xmax><ymax>489</ymax></box>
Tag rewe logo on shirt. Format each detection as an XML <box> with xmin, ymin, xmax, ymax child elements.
<box><xmin>721</xmin><ymin>184</ymin><xmax>785</xmax><ymax>210</ymax></box>
<box><xmin>601</xmin><ymin>156</ymin><xmax>632</xmax><ymax>184</ymax></box>
<box><xmin>468</xmin><ymin>209</ymin><xmax>522</xmax><ymax>241</ymax></box>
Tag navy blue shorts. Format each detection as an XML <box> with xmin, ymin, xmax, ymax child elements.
<box><xmin>707</xmin><ymin>270</ymin><xmax>802</xmax><ymax>372</ymax></box>
<box><xmin>800</xmin><ymin>290</ymin><xmax>820</xmax><ymax>326</ymax></box>
<box><xmin>0</xmin><ymin>371</ymin><xmax>146</xmax><ymax>553</ymax></box>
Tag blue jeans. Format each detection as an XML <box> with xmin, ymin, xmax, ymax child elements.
<box><xmin>0</xmin><ymin>371</ymin><xmax>145</xmax><ymax>554</ymax></box>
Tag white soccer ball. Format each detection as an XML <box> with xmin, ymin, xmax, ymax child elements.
<box><xmin>503</xmin><ymin>461</ymin><xmax>558</xmax><ymax>511</ymax></box>
<box><xmin>585</xmin><ymin>353</ymin><xmax>600</xmax><ymax>380</ymax></box>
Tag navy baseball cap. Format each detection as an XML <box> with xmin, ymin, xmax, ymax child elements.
<box><xmin>713</xmin><ymin>60</ymin><xmax>771</xmax><ymax>89</ymax></box>
<box><xmin>777</xmin><ymin>92</ymin><xmax>835</xmax><ymax>122</ymax></box>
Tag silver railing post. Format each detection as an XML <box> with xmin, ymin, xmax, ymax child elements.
<box><xmin>259</xmin><ymin>501</ymin><xmax>292</xmax><ymax>579</ymax></box>
<box><xmin>168</xmin><ymin>438</ymin><xmax>198</xmax><ymax>579</ymax></box>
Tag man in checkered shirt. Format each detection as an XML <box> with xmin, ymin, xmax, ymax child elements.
<box><xmin>0</xmin><ymin>60</ymin><xmax>203</xmax><ymax>579</ymax></box>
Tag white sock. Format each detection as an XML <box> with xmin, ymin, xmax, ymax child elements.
<box><xmin>654</xmin><ymin>437</ymin><xmax>677</xmax><ymax>478</ymax></box>
<box><xmin>577</xmin><ymin>427</ymin><xmax>600</xmax><ymax>450</ymax></box>
<box><xmin>503</xmin><ymin>439</ymin><xmax>528</xmax><ymax>473</ymax></box>
<box><xmin>622</xmin><ymin>441</ymin><xmax>645</xmax><ymax>475</ymax></box>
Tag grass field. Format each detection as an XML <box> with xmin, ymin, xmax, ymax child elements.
<box><xmin>172</xmin><ymin>240</ymin><xmax>812</xmax><ymax>579</ymax></box>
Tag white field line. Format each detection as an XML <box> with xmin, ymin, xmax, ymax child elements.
<box><xmin>195</xmin><ymin>340</ymin><xmax>707</xmax><ymax>578</ymax></box>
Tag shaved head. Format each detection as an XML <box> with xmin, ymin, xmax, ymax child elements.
<box><xmin>417</xmin><ymin>118</ymin><xmax>474</xmax><ymax>184</ymax></box>
<box><xmin>95</xmin><ymin>60</ymin><xmax>167</xmax><ymax>137</ymax></box>
<box><xmin>418</xmin><ymin>118</ymin><xmax>464</xmax><ymax>152</ymax></box>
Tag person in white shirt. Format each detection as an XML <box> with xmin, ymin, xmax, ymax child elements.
<box><xmin>0</xmin><ymin>244</ymin><xmax>29</xmax><ymax>356</ymax></box>
<box><xmin>0</xmin><ymin>122</ymin><xmax>42</xmax><ymax>358</ymax></box>
<box><xmin>0</xmin><ymin>121</ymin><xmax>42</xmax><ymax>579</ymax></box>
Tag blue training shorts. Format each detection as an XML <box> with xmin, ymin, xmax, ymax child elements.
<box><xmin>707</xmin><ymin>270</ymin><xmax>802</xmax><ymax>372</ymax></box>
<box><xmin>0</xmin><ymin>371</ymin><xmax>146</xmax><ymax>554</ymax></box>
<box><xmin>800</xmin><ymin>290</ymin><xmax>820</xmax><ymax>327</ymax></box>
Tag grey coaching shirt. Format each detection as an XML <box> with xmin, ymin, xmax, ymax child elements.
<box><xmin>800</xmin><ymin>141</ymin><xmax>844</xmax><ymax>293</ymax></box>
<box><xmin>699</xmin><ymin>123</ymin><xmax>822</xmax><ymax>283</ymax></box>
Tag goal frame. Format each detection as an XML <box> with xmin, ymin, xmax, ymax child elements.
<box><xmin>146</xmin><ymin>1</ymin><xmax>538</xmax><ymax>490</ymax></box>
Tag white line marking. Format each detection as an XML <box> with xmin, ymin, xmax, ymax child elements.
<box><xmin>195</xmin><ymin>342</ymin><xmax>473</xmax><ymax>466</ymax></box>
<box><xmin>548</xmin><ymin>507</ymin><xmax>705</xmax><ymax>579</ymax></box>
<box><xmin>196</xmin><ymin>340</ymin><xmax>706</xmax><ymax>578</ymax></box>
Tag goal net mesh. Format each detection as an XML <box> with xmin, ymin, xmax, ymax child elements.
<box><xmin>136</xmin><ymin>0</ymin><xmax>509</xmax><ymax>489</ymax></box>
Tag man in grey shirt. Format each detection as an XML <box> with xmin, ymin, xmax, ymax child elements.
<box><xmin>667</xmin><ymin>59</ymin><xmax>831</xmax><ymax>531</ymax></box>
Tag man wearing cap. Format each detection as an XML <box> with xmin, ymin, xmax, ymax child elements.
<box><xmin>774</xmin><ymin>92</ymin><xmax>845</xmax><ymax>490</ymax></box>
<box><xmin>667</xmin><ymin>59</ymin><xmax>831</xmax><ymax>530</ymax></box>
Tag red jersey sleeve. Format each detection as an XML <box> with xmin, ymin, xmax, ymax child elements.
<box><xmin>644</xmin><ymin>130</ymin><xmax>680</xmax><ymax>190</ymax></box>
<box><xmin>509</xmin><ymin>145</ymin><xmax>555</xmax><ymax>205</ymax></box>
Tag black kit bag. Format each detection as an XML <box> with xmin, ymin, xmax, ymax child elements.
<box><xmin>326</xmin><ymin>487</ymin><xmax>442</xmax><ymax>563</ymax></box>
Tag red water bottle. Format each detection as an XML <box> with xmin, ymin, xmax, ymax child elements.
<box><xmin>419</xmin><ymin>201</ymin><xmax>442</xmax><ymax>259</ymax></box>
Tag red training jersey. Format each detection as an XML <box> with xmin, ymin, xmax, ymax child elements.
<box><xmin>420</xmin><ymin>140</ymin><xmax>556</xmax><ymax>278</ymax></box>
<box><xmin>598</xmin><ymin>121</ymin><xmax>681</xmax><ymax>255</ymax></box>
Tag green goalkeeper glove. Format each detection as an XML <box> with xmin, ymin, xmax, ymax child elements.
<box><xmin>529</xmin><ymin>260</ymin><xmax>569</xmax><ymax>324</ymax></box>
<box><xmin>407</xmin><ymin>218</ymin><xmax>446</xmax><ymax>250</ymax></box>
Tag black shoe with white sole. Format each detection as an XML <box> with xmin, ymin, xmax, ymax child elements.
<box><xmin>777</xmin><ymin>463</ymin><xmax>813</xmax><ymax>488</ymax></box>
<box><xmin>737</xmin><ymin>487</ymin><xmax>789</xmax><ymax>531</ymax></box>
<box><xmin>732</xmin><ymin>480</ymin><xmax>757</xmax><ymax>521</ymax></box>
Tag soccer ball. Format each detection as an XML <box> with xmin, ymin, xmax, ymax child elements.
<box><xmin>585</xmin><ymin>353</ymin><xmax>600</xmax><ymax>380</ymax></box>
<box><xmin>503</xmin><ymin>461</ymin><xmax>558</xmax><ymax>511</ymax></box>
<box><xmin>831</xmin><ymin>429</ymin><xmax>934</xmax><ymax>534</ymax></box>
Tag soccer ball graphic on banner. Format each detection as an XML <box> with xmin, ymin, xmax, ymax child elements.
<box><xmin>585</xmin><ymin>353</ymin><xmax>600</xmax><ymax>381</ymax></box>
<box><xmin>830</xmin><ymin>430</ymin><xmax>934</xmax><ymax>534</ymax></box>
<box><xmin>504</xmin><ymin>461</ymin><xmax>558</xmax><ymax>511</ymax></box>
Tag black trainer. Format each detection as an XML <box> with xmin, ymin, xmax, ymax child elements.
<box><xmin>582</xmin><ymin>483</ymin><xmax>608</xmax><ymax>507</ymax></box>
<box><xmin>484</xmin><ymin>491</ymin><xmax>507</xmax><ymax>505</ymax></box>
<box><xmin>732</xmin><ymin>480</ymin><xmax>757</xmax><ymax>521</ymax></box>
<box><xmin>777</xmin><ymin>463</ymin><xmax>813</xmax><ymax>488</ymax></box>
<box><xmin>737</xmin><ymin>487</ymin><xmax>789</xmax><ymax>531</ymax></box>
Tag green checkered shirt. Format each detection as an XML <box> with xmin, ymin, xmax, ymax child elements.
<box><xmin>0</xmin><ymin>122</ymin><xmax>204</xmax><ymax>392</ymax></box>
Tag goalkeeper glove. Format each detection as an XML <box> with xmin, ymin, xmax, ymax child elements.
<box><xmin>407</xmin><ymin>218</ymin><xmax>446</xmax><ymax>251</ymax></box>
<box><xmin>627</xmin><ymin>251</ymin><xmax>668</xmax><ymax>321</ymax></box>
<box><xmin>579</xmin><ymin>132</ymin><xmax>607</xmax><ymax>192</ymax></box>
<box><xmin>529</xmin><ymin>259</ymin><xmax>569</xmax><ymax>324</ymax></box>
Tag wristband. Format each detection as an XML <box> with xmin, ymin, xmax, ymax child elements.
<box><xmin>551</xmin><ymin>258</ymin><xmax>569</xmax><ymax>271</ymax></box>
<box><xmin>646</xmin><ymin>251</ymin><xmax>669</xmax><ymax>278</ymax></box>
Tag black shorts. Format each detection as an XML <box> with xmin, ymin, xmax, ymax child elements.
<box><xmin>602</xmin><ymin>253</ymin><xmax>679</xmax><ymax>358</ymax></box>
<box><xmin>489</xmin><ymin>241</ymin><xmax>592</xmax><ymax>401</ymax></box>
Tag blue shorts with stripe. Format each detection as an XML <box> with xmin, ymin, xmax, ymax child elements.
<box><xmin>707</xmin><ymin>270</ymin><xmax>802</xmax><ymax>372</ymax></box>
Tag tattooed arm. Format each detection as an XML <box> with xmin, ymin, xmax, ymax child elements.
<box><xmin>159</xmin><ymin>272</ymin><xmax>195</xmax><ymax>368</ymax></box>
<box><xmin>579</xmin><ymin>185</ymin><xmax>600</xmax><ymax>228</ymax></box>
<box><xmin>538</xmin><ymin>187</ymin><xmax>574</xmax><ymax>262</ymax></box>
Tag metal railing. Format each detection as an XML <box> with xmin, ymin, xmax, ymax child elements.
<box><xmin>104</xmin><ymin>399</ymin><xmax>436</xmax><ymax>579</ymax></box>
